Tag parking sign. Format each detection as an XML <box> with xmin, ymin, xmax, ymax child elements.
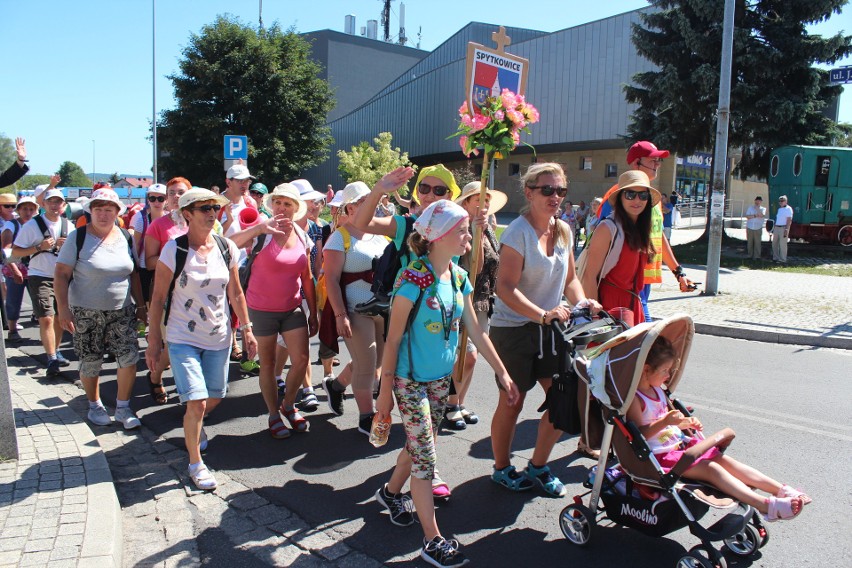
<box><xmin>224</xmin><ymin>135</ymin><xmax>248</xmax><ymax>160</ymax></box>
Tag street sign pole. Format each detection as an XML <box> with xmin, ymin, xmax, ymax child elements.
<box><xmin>705</xmin><ymin>0</ymin><xmax>735</xmax><ymax>296</ymax></box>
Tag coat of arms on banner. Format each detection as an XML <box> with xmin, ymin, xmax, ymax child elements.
<box><xmin>465</xmin><ymin>27</ymin><xmax>529</xmax><ymax>115</ymax></box>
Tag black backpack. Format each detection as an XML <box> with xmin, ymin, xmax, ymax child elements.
<box><xmin>238</xmin><ymin>233</ymin><xmax>267</xmax><ymax>292</ymax></box>
<box><xmin>73</xmin><ymin>225</ymin><xmax>134</xmax><ymax>263</ymax></box>
<box><xmin>31</xmin><ymin>215</ymin><xmax>70</xmax><ymax>258</ymax></box>
<box><xmin>163</xmin><ymin>233</ymin><xmax>232</xmax><ymax>325</ymax></box>
<box><xmin>354</xmin><ymin>216</ymin><xmax>416</xmax><ymax>317</ymax></box>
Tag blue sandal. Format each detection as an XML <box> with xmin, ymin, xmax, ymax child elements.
<box><xmin>491</xmin><ymin>465</ymin><xmax>534</xmax><ymax>492</ymax></box>
<box><xmin>524</xmin><ymin>463</ymin><xmax>566</xmax><ymax>497</ymax></box>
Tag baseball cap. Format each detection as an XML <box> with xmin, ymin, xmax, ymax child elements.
<box><xmin>147</xmin><ymin>183</ymin><xmax>167</xmax><ymax>195</ymax></box>
<box><xmin>627</xmin><ymin>141</ymin><xmax>670</xmax><ymax>165</ymax></box>
<box><xmin>33</xmin><ymin>184</ymin><xmax>50</xmax><ymax>198</ymax></box>
<box><xmin>226</xmin><ymin>164</ymin><xmax>255</xmax><ymax>180</ymax></box>
<box><xmin>329</xmin><ymin>190</ymin><xmax>344</xmax><ymax>208</ymax></box>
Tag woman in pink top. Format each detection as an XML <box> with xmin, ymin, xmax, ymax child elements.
<box><xmin>142</xmin><ymin>176</ymin><xmax>191</xmax><ymax>405</ymax></box>
<box><xmin>231</xmin><ymin>183</ymin><xmax>318</xmax><ymax>439</ymax></box>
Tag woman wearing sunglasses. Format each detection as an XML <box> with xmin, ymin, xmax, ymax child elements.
<box><xmin>146</xmin><ymin>188</ymin><xmax>255</xmax><ymax>491</ymax></box>
<box><xmin>489</xmin><ymin>163</ymin><xmax>599</xmax><ymax>498</ymax></box>
<box><xmin>130</xmin><ymin>183</ymin><xmax>168</xmax><ymax>303</ymax></box>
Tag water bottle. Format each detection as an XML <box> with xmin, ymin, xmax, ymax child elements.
<box><xmin>369</xmin><ymin>414</ymin><xmax>392</xmax><ymax>447</ymax></box>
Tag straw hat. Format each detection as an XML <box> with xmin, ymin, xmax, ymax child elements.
<box><xmin>264</xmin><ymin>183</ymin><xmax>307</xmax><ymax>221</ymax></box>
<box><xmin>455</xmin><ymin>182</ymin><xmax>508</xmax><ymax>215</ymax></box>
<box><xmin>0</xmin><ymin>193</ymin><xmax>17</xmax><ymax>206</ymax></box>
<box><xmin>608</xmin><ymin>171</ymin><xmax>661</xmax><ymax>208</ymax></box>
<box><xmin>178</xmin><ymin>188</ymin><xmax>229</xmax><ymax>210</ymax></box>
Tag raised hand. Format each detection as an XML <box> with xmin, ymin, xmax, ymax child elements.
<box><xmin>374</xmin><ymin>166</ymin><xmax>416</xmax><ymax>194</ymax></box>
<box><xmin>15</xmin><ymin>138</ymin><xmax>26</xmax><ymax>163</ymax></box>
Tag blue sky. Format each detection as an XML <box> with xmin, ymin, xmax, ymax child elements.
<box><xmin>1</xmin><ymin>0</ymin><xmax>849</xmax><ymax>177</ymax></box>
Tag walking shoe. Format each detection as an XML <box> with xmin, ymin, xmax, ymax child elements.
<box><xmin>240</xmin><ymin>359</ymin><xmax>261</xmax><ymax>375</ymax></box>
<box><xmin>6</xmin><ymin>331</ymin><xmax>21</xmax><ymax>344</ymax></box>
<box><xmin>460</xmin><ymin>406</ymin><xmax>479</xmax><ymax>424</ymax></box>
<box><xmin>199</xmin><ymin>427</ymin><xmax>209</xmax><ymax>451</ymax></box>
<box><xmin>443</xmin><ymin>405</ymin><xmax>467</xmax><ymax>431</ymax></box>
<box><xmin>421</xmin><ymin>536</ymin><xmax>469</xmax><ymax>567</ymax></box>
<box><xmin>323</xmin><ymin>375</ymin><xmax>344</xmax><ymax>416</ymax></box>
<box><xmin>55</xmin><ymin>352</ymin><xmax>71</xmax><ymax>367</ymax></box>
<box><xmin>46</xmin><ymin>359</ymin><xmax>62</xmax><ymax>378</ymax></box>
<box><xmin>188</xmin><ymin>463</ymin><xmax>217</xmax><ymax>491</ymax></box>
<box><xmin>375</xmin><ymin>484</ymin><xmax>415</xmax><ymax>527</ymax></box>
<box><xmin>87</xmin><ymin>405</ymin><xmax>112</xmax><ymax>426</ymax></box>
<box><xmin>524</xmin><ymin>463</ymin><xmax>567</xmax><ymax>497</ymax></box>
<box><xmin>358</xmin><ymin>413</ymin><xmax>375</xmax><ymax>436</ymax></box>
<box><xmin>114</xmin><ymin>407</ymin><xmax>142</xmax><ymax>430</ymax></box>
<box><xmin>276</xmin><ymin>377</ymin><xmax>286</xmax><ymax>395</ymax></box>
<box><xmin>298</xmin><ymin>389</ymin><xmax>319</xmax><ymax>413</ymax></box>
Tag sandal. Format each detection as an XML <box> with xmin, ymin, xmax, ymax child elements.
<box><xmin>148</xmin><ymin>372</ymin><xmax>168</xmax><ymax>405</ymax></box>
<box><xmin>491</xmin><ymin>465</ymin><xmax>534</xmax><ymax>492</ymax></box>
<box><xmin>764</xmin><ymin>496</ymin><xmax>803</xmax><ymax>522</ymax></box>
<box><xmin>577</xmin><ymin>439</ymin><xmax>601</xmax><ymax>460</ymax></box>
<box><xmin>280</xmin><ymin>403</ymin><xmax>309</xmax><ymax>433</ymax></box>
<box><xmin>268</xmin><ymin>415</ymin><xmax>291</xmax><ymax>439</ymax></box>
<box><xmin>777</xmin><ymin>484</ymin><xmax>812</xmax><ymax>505</ymax></box>
<box><xmin>188</xmin><ymin>463</ymin><xmax>217</xmax><ymax>491</ymax></box>
<box><xmin>524</xmin><ymin>463</ymin><xmax>567</xmax><ymax>498</ymax></box>
<box><xmin>443</xmin><ymin>405</ymin><xmax>467</xmax><ymax>431</ymax></box>
<box><xmin>230</xmin><ymin>347</ymin><xmax>243</xmax><ymax>362</ymax></box>
<box><xmin>460</xmin><ymin>406</ymin><xmax>479</xmax><ymax>425</ymax></box>
<box><xmin>432</xmin><ymin>474</ymin><xmax>452</xmax><ymax>502</ymax></box>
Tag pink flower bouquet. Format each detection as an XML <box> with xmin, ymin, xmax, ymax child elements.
<box><xmin>451</xmin><ymin>89</ymin><xmax>539</xmax><ymax>158</ymax></box>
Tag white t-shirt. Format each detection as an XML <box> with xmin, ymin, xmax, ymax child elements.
<box><xmin>745</xmin><ymin>205</ymin><xmax>766</xmax><ymax>230</ymax></box>
<box><xmin>13</xmin><ymin>215</ymin><xmax>70</xmax><ymax>278</ymax></box>
<box><xmin>491</xmin><ymin>216</ymin><xmax>573</xmax><ymax>328</ymax></box>
<box><xmin>130</xmin><ymin>210</ymin><xmax>151</xmax><ymax>268</ymax></box>
<box><xmin>775</xmin><ymin>205</ymin><xmax>793</xmax><ymax>228</ymax></box>
<box><xmin>159</xmin><ymin>236</ymin><xmax>240</xmax><ymax>350</ymax></box>
<box><xmin>324</xmin><ymin>229</ymin><xmax>387</xmax><ymax>312</ymax></box>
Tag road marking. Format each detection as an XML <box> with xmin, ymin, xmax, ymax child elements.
<box><xmin>686</xmin><ymin>401</ymin><xmax>852</xmax><ymax>443</ymax></box>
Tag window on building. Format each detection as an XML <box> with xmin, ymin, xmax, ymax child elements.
<box><xmin>580</xmin><ymin>157</ymin><xmax>593</xmax><ymax>170</ymax></box>
<box><xmin>770</xmin><ymin>155</ymin><xmax>779</xmax><ymax>177</ymax></box>
<box><xmin>793</xmin><ymin>153</ymin><xmax>802</xmax><ymax>177</ymax></box>
<box><xmin>605</xmin><ymin>163</ymin><xmax>618</xmax><ymax>178</ymax></box>
<box><xmin>509</xmin><ymin>163</ymin><xmax>520</xmax><ymax>176</ymax></box>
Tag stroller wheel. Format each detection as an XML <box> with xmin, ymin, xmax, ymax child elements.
<box><xmin>724</xmin><ymin>524</ymin><xmax>761</xmax><ymax>557</ymax></box>
<box><xmin>675</xmin><ymin>553</ymin><xmax>714</xmax><ymax>568</ymax></box>
<box><xmin>749</xmin><ymin>515</ymin><xmax>770</xmax><ymax>548</ymax></box>
<box><xmin>559</xmin><ymin>504</ymin><xmax>594</xmax><ymax>546</ymax></box>
<box><xmin>683</xmin><ymin>545</ymin><xmax>727</xmax><ymax>568</ymax></box>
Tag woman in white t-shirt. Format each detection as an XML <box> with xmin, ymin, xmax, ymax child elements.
<box><xmin>321</xmin><ymin>182</ymin><xmax>388</xmax><ymax>435</ymax></box>
<box><xmin>145</xmin><ymin>188</ymin><xmax>256</xmax><ymax>491</ymax></box>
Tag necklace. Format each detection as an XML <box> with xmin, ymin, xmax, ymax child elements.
<box><xmin>422</xmin><ymin>259</ymin><xmax>458</xmax><ymax>347</ymax></box>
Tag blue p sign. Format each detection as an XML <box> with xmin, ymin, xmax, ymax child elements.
<box><xmin>224</xmin><ymin>135</ymin><xmax>248</xmax><ymax>160</ymax></box>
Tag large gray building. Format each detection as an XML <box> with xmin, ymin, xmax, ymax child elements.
<box><xmin>304</xmin><ymin>10</ymin><xmax>690</xmax><ymax>212</ymax></box>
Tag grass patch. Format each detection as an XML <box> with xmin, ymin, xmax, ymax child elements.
<box><xmin>671</xmin><ymin>239</ymin><xmax>852</xmax><ymax>277</ymax></box>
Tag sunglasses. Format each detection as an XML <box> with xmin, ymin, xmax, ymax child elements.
<box><xmin>191</xmin><ymin>204</ymin><xmax>222</xmax><ymax>213</ymax></box>
<box><xmin>1</xmin><ymin>204</ymin><xmax>16</xmax><ymax>209</ymax></box>
<box><xmin>622</xmin><ymin>190</ymin><xmax>651</xmax><ymax>201</ymax></box>
<box><xmin>148</xmin><ymin>195</ymin><xmax>166</xmax><ymax>203</ymax></box>
<box><xmin>528</xmin><ymin>185</ymin><xmax>569</xmax><ymax>198</ymax></box>
<box><xmin>249</xmin><ymin>190</ymin><xmax>265</xmax><ymax>197</ymax></box>
<box><xmin>418</xmin><ymin>182</ymin><xmax>449</xmax><ymax>197</ymax></box>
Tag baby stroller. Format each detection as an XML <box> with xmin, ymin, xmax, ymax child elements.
<box><xmin>556</xmin><ymin>314</ymin><xmax>769</xmax><ymax>568</ymax></box>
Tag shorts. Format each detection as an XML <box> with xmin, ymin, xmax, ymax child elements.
<box><xmin>464</xmin><ymin>309</ymin><xmax>490</xmax><ymax>353</ymax></box>
<box><xmin>71</xmin><ymin>304</ymin><xmax>139</xmax><ymax>378</ymax></box>
<box><xmin>490</xmin><ymin>323</ymin><xmax>560</xmax><ymax>393</ymax></box>
<box><xmin>27</xmin><ymin>275</ymin><xmax>57</xmax><ymax>318</ymax></box>
<box><xmin>248</xmin><ymin>306</ymin><xmax>307</xmax><ymax>337</ymax></box>
<box><xmin>138</xmin><ymin>269</ymin><xmax>155</xmax><ymax>303</ymax></box>
<box><xmin>167</xmin><ymin>342</ymin><xmax>231</xmax><ymax>403</ymax></box>
<box><xmin>656</xmin><ymin>437</ymin><xmax>722</xmax><ymax>474</ymax></box>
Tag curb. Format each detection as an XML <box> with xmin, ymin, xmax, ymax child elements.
<box><xmin>694</xmin><ymin>323</ymin><xmax>852</xmax><ymax>351</ymax></box>
<box><xmin>8</xmin><ymin>349</ymin><xmax>123</xmax><ymax>568</ymax></box>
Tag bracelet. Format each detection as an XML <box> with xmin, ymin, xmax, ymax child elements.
<box><xmin>239</xmin><ymin>322</ymin><xmax>253</xmax><ymax>331</ymax></box>
<box><xmin>335</xmin><ymin>313</ymin><xmax>347</xmax><ymax>318</ymax></box>
<box><xmin>540</xmin><ymin>311</ymin><xmax>548</xmax><ymax>325</ymax></box>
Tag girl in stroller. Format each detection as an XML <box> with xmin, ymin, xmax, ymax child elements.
<box><xmin>627</xmin><ymin>336</ymin><xmax>811</xmax><ymax>522</ymax></box>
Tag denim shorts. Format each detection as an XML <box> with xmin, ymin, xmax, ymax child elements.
<box><xmin>167</xmin><ymin>342</ymin><xmax>231</xmax><ymax>402</ymax></box>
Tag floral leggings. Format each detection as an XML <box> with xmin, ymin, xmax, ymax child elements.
<box><xmin>393</xmin><ymin>375</ymin><xmax>451</xmax><ymax>480</ymax></box>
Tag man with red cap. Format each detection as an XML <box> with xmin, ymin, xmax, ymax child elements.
<box><xmin>596</xmin><ymin>141</ymin><xmax>694</xmax><ymax>321</ymax></box>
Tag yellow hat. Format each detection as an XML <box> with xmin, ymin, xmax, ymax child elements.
<box><xmin>411</xmin><ymin>164</ymin><xmax>461</xmax><ymax>205</ymax></box>
<box><xmin>0</xmin><ymin>193</ymin><xmax>18</xmax><ymax>205</ymax></box>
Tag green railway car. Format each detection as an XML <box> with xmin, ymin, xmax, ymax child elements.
<box><xmin>768</xmin><ymin>145</ymin><xmax>852</xmax><ymax>245</ymax></box>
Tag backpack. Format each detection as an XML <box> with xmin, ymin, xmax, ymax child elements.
<box><xmin>32</xmin><ymin>215</ymin><xmax>70</xmax><ymax>259</ymax></box>
<box><xmin>163</xmin><ymin>233</ymin><xmax>232</xmax><ymax>325</ymax></box>
<box><xmin>238</xmin><ymin>233</ymin><xmax>267</xmax><ymax>292</ymax></box>
<box><xmin>73</xmin><ymin>225</ymin><xmax>134</xmax><ymax>264</ymax></box>
<box><xmin>316</xmin><ymin>227</ymin><xmax>350</xmax><ymax>310</ymax></box>
<box><xmin>354</xmin><ymin>216</ymin><xmax>416</xmax><ymax>316</ymax></box>
<box><xmin>135</xmin><ymin>210</ymin><xmax>151</xmax><ymax>258</ymax></box>
<box><xmin>575</xmin><ymin>216</ymin><xmax>623</xmax><ymax>285</ymax></box>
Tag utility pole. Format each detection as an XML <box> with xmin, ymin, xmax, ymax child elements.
<box><xmin>705</xmin><ymin>0</ymin><xmax>735</xmax><ymax>295</ymax></box>
<box><xmin>259</xmin><ymin>0</ymin><xmax>263</xmax><ymax>30</ymax></box>
<box><xmin>381</xmin><ymin>0</ymin><xmax>391</xmax><ymax>42</ymax></box>
<box><xmin>152</xmin><ymin>0</ymin><xmax>158</xmax><ymax>182</ymax></box>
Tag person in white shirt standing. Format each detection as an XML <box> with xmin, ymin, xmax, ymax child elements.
<box><xmin>12</xmin><ymin>188</ymin><xmax>72</xmax><ymax>377</ymax></box>
<box><xmin>771</xmin><ymin>195</ymin><xmax>794</xmax><ymax>263</ymax></box>
<box><xmin>745</xmin><ymin>196</ymin><xmax>766</xmax><ymax>260</ymax></box>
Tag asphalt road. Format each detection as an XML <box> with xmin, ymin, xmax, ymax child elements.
<box><xmin>14</xmin><ymin>328</ymin><xmax>851</xmax><ymax>567</ymax></box>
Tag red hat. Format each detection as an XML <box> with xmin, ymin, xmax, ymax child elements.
<box><xmin>627</xmin><ymin>141</ymin><xmax>670</xmax><ymax>165</ymax></box>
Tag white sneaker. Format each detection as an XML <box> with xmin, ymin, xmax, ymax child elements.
<box><xmin>87</xmin><ymin>405</ymin><xmax>112</xmax><ymax>426</ymax></box>
<box><xmin>114</xmin><ymin>407</ymin><xmax>142</xmax><ymax>430</ymax></box>
<box><xmin>188</xmin><ymin>463</ymin><xmax>217</xmax><ymax>491</ymax></box>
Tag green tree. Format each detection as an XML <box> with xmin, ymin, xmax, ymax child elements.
<box><xmin>337</xmin><ymin>132</ymin><xmax>416</xmax><ymax>188</ymax></box>
<box><xmin>0</xmin><ymin>133</ymin><xmax>16</xmax><ymax>172</ymax></box>
<box><xmin>625</xmin><ymin>0</ymin><xmax>851</xmax><ymax>179</ymax></box>
<box><xmin>157</xmin><ymin>16</ymin><xmax>335</xmax><ymax>188</ymax></box>
<box><xmin>14</xmin><ymin>174</ymin><xmax>52</xmax><ymax>190</ymax></box>
<box><xmin>109</xmin><ymin>172</ymin><xmax>122</xmax><ymax>184</ymax></box>
<box><xmin>834</xmin><ymin>122</ymin><xmax>852</xmax><ymax>147</ymax></box>
<box><xmin>58</xmin><ymin>161</ymin><xmax>91</xmax><ymax>187</ymax></box>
